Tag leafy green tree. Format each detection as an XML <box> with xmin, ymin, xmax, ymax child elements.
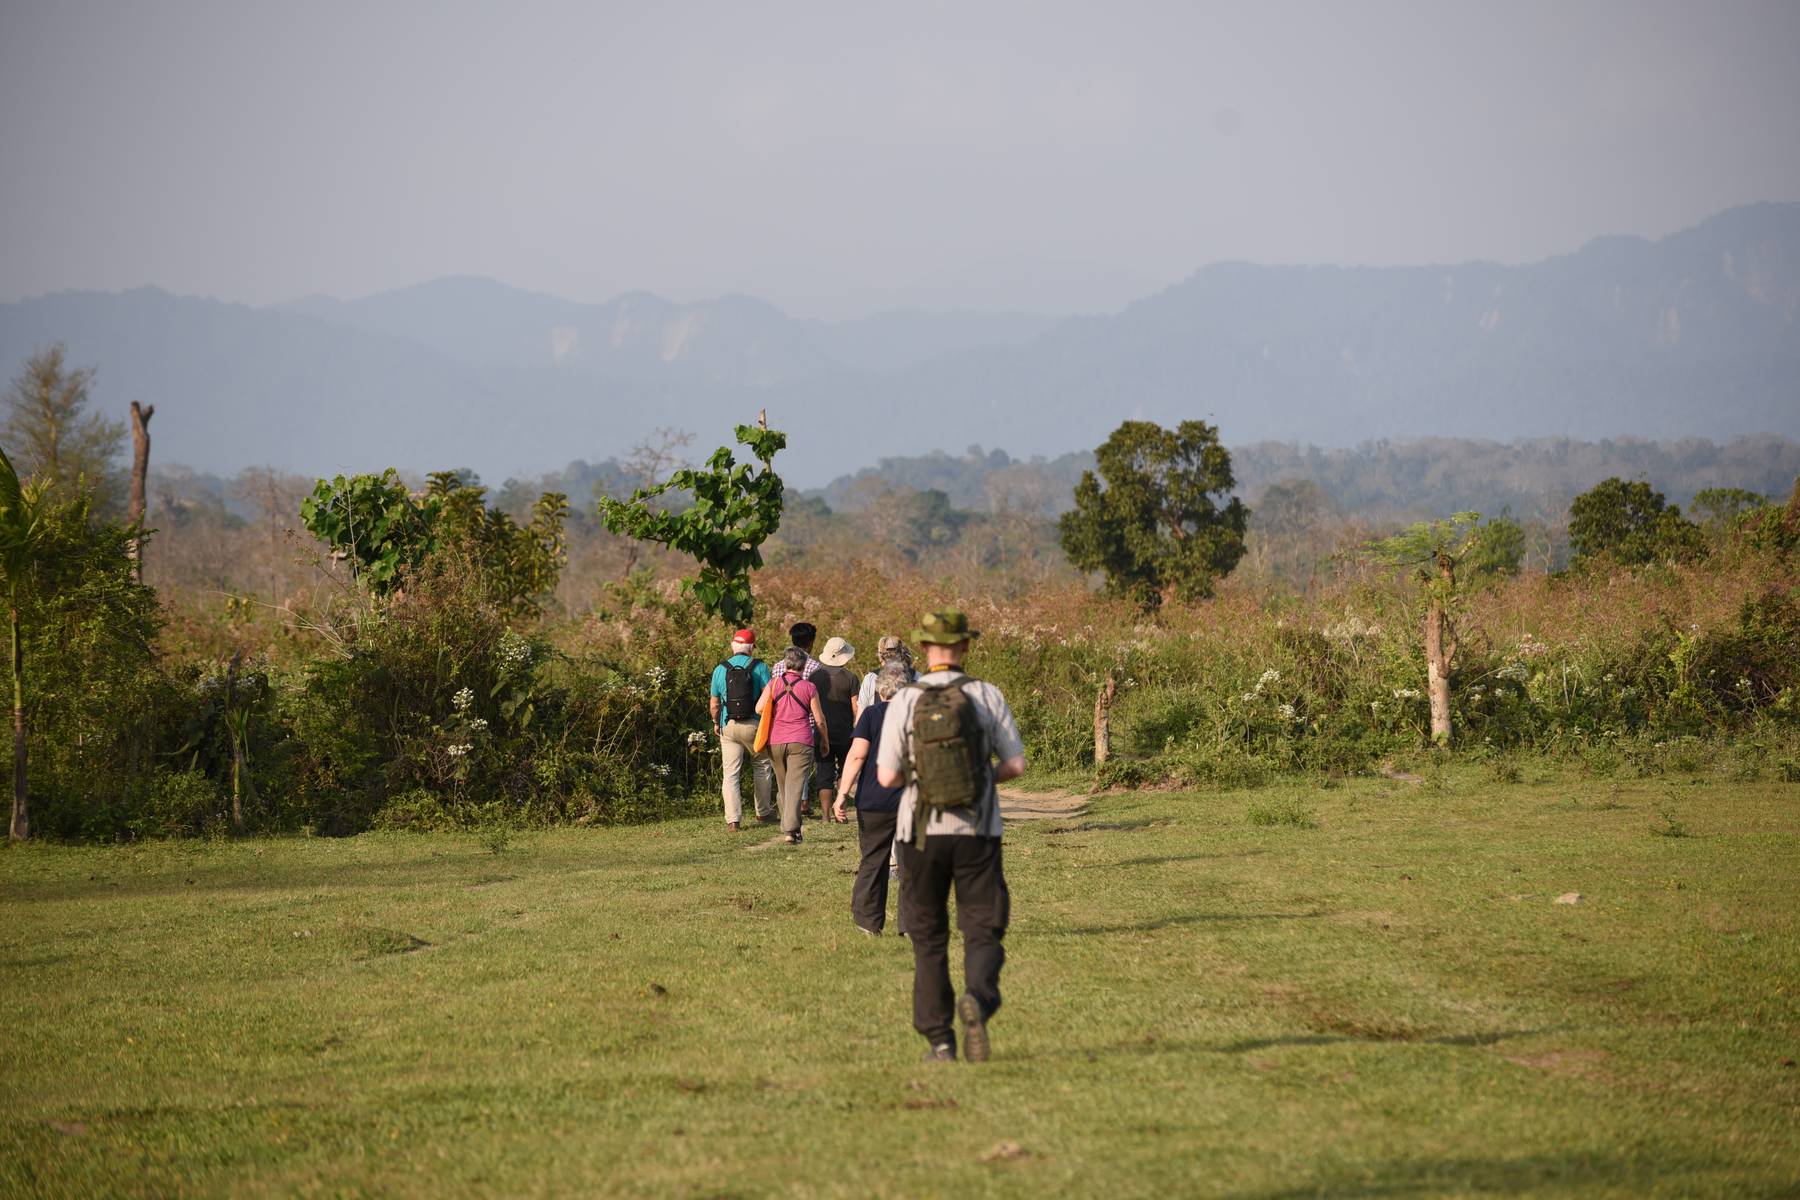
<box><xmin>426</xmin><ymin>472</ymin><xmax>569</xmax><ymax>615</ymax></box>
<box><xmin>300</xmin><ymin>469</ymin><xmax>442</xmax><ymax>595</ymax></box>
<box><xmin>1568</xmin><ymin>477</ymin><xmax>1703</xmax><ymax>566</ymax></box>
<box><xmin>2</xmin><ymin>345</ymin><xmax>126</xmax><ymax>515</ymax></box>
<box><xmin>0</xmin><ymin>446</ymin><xmax>48</xmax><ymax>838</ymax></box>
<box><xmin>301</xmin><ymin>470</ymin><xmax>569</xmax><ymax>614</ymax></box>
<box><xmin>1058</xmin><ymin>420</ymin><xmax>1247</xmax><ymax>608</ymax></box>
<box><xmin>1690</xmin><ymin>486</ymin><xmax>1767</xmax><ymax>541</ymax></box>
<box><xmin>1464</xmin><ymin>512</ymin><xmax>1526</xmax><ymax>581</ymax></box>
<box><xmin>1739</xmin><ymin>477</ymin><xmax>1800</xmax><ymax>557</ymax></box>
<box><xmin>597</xmin><ymin>421</ymin><xmax>787</xmax><ymax>626</ymax></box>
<box><xmin>0</xmin><ymin>444</ymin><xmax>162</xmax><ymax>839</ymax></box>
<box><xmin>1367</xmin><ymin>512</ymin><xmax>1483</xmax><ymax>747</ymax></box>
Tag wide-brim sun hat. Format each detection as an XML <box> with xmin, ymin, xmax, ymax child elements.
<box><xmin>819</xmin><ymin>636</ymin><xmax>855</xmax><ymax>667</ymax></box>
<box><xmin>913</xmin><ymin>608</ymin><xmax>980</xmax><ymax>646</ymax></box>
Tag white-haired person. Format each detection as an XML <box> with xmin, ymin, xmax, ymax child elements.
<box><xmin>856</xmin><ymin>636</ymin><xmax>918</xmax><ymax>878</ymax></box>
<box><xmin>857</xmin><ymin>635</ymin><xmax>916</xmax><ymax>711</ymax></box>
<box><xmin>708</xmin><ymin>628</ymin><xmax>775</xmax><ymax>831</ymax></box>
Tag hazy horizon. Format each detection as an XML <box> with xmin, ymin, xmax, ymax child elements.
<box><xmin>13</xmin><ymin>197</ymin><xmax>1792</xmax><ymax>321</ymax></box>
<box><xmin>5</xmin><ymin>1</ymin><xmax>1800</xmax><ymax>320</ymax></box>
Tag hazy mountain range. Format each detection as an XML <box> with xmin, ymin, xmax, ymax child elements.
<box><xmin>2</xmin><ymin>203</ymin><xmax>1796</xmax><ymax>489</ymax></box>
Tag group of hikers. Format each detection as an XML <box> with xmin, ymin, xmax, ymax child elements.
<box><xmin>706</xmin><ymin>610</ymin><xmax>1026</xmax><ymax>1063</ymax></box>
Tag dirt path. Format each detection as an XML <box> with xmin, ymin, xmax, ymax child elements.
<box><xmin>999</xmin><ymin>789</ymin><xmax>1089</xmax><ymax>822</ymax></box>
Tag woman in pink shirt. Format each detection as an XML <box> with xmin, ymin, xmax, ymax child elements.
<box><xmin>757</xmin><ymin>646</ymin><xmax>830</xmax><ymax>844</ymax></box>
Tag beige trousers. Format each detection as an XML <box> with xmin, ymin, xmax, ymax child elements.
<box><xmin>719</xmin><ymin>720</ymin><xmax>775</xmax><ymax>825</ymax></box>
<box><xmin>768</xmin><ymin>741</ymin><xmax>816</xmax><ymax>835</ymax></box>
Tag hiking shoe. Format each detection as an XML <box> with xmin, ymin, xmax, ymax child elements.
<box><xmin>958</xmin><ymin>993</ymin><xmax>990</xmax><ymax>1063</ymax></box>
<box><xmin>922</xmin><ymin>1042</ymin><xmax>956</xmax><ymax>1063</ymax></box>
<box><xmin>727</xmin><ymin>821</ymin><xmax>740</xmax><ymax>832</ymax></box>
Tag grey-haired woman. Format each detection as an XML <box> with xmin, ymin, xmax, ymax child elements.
<box><xmin>856</xmin><ymin>636</ymin><xmax>916</xmax><ymax>711</ymax></box>
<box><xmin>756</xmin><ymin>646</ymin><xmax>830</xmax><ymax>844</ymax></box>
<box><xmin>837</xmin><ymin>659</ymin><xmax>913</xmax><ymax>934</ymax></box>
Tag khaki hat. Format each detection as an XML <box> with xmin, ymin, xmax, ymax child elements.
<box><xmin>876</xmin><ymin>635</ymin><xmax>907</xmax><ymax>658</ymax></box>
<box><xmin>913</xmin><ymin>608</ymin><xmax>980</xmax><ymax>646</ymax></box>
<box><xmin>819</xmin><ymin>636</ymin><xmax>855</xmax><ymax>667</ymax></box>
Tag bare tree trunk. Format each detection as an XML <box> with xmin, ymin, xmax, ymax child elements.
<box><xmin>261</xmin><ymin>469</ymin><xmax>282</xmax><ymax>602</ymax></box>
<box><xmin>225</xmin><ymin>651</ymin><xmax>252</xmax><ymax>831</ymax></box>
<box><xmin>1423</xmin><ymin>553</ymin><xmax>1457</xmax><ymax>747</ymax></box>
<box><xmin>228</xmin><ymin>662</ymin><xmax>242</xmax><ymax>832</ymax></box>
<box><xmin>1093</xmin><ymin>665</ymin><xmax>1121</xmax><ymax>765</ymax></box>
<box><xmin>10</xmin><ymin>601</ymin><xmax>26</xmax><ymax>840</ymax></box>
<box><xmin>126</xmin><ymin>401</ymin><xmax>154</xmax><ymax>579</ymax></box>
<box><xmin>231</xmin><ymin>744</ymin><xmax>246</xmax><ymax>829</ymax></box>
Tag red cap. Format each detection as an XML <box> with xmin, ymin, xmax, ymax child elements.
<box><xmin>733</xmin><ymin>629</ymin><xmax>755</xmax><ymax>644</ymax></box>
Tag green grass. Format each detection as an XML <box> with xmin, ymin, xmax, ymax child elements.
<box><xmin>1244</xmin><ymin>793</ymin><xmax>1320</xmax><ymax>829</ymax></box>
<box><xmin>3</xmin><ymin>767</ymin><xmax>1798</xmax><ymax>1198</ymax></box>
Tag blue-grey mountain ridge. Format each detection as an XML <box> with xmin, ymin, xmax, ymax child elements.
<box><xmin>1</xmin><ymin>203</ymin><xmax>1794</xmax><ymax>489</ymax></box>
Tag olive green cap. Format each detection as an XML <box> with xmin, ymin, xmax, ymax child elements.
<box><xmin>913</xmin><ymin>608</ymin><xmax>980</xmax><ymax>646</ymax></box>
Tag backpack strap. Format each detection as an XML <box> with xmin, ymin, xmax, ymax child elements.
<box><xmin>774</xmin><ymin>676</ymin><xmax>807</xmax><ymax>717</ymax></box>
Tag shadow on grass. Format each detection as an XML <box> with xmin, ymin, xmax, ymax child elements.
<box><xmin>9</xmin><ymin>841</ymin><xmax>747</xmax><ymax>905</ymax></box>
<box><xmin>1220</xmin><ymin>1151</ymin><xmax>1775</xmax><ymax>1199</ymax></box>
<box><xmin>1087</xmin><ymin>850</ymin><xmax>1269</xmax><ymax>869</ymax></box>
<box><xmin>1217</xmin><ymin>1026</ymin><xmax>1561</xmax><ymax>1053</ymax></box>
<box><xmin>9</xmin><ymin>858</ymin><xmax>507</xmax><ymax>905</ymax></box>
<box><xmin>1046</xmin><ymin>817</ymin><xmax>1172</xmax><ymax>835</ymax></box>
<box><xmin>1048</xmin><ymin>910</ymin><xmax>1328</xmax><ymax>936</ymax></box>
<box><xmin>0</xmin><ymin>953</ymin><xmax>75</xmax><ymax>969</ymax></box>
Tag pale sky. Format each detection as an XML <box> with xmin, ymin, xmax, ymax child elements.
<box><xmin>3</xmin><ymin>0</ymin><xmax>1798</xmax><ymax>318</ymax></box>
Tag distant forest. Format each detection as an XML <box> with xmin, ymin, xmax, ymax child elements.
<box><xmin>812</xmin><ymin>435</ymin><xmax>1800</xmax><ymax>522</ymax></box>
<box><xmin>155</xmin><ymin>435</ymin><xmax>1800</xmax><ymax>531</ymax></box>
<box><xmin>141</xmin><ymin>433</ymin><xmax>1800</xmax><ymax>612</ymax></box>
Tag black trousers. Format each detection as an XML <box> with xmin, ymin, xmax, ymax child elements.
<box><xmin>852</xmin><ymin>808</ymin><xmax>898</xmax><ymax>933</ymax></box>
<box><xmin>896</xmin><ymin>834</ymin><xmax>1009</xmax><ymax>1046</ymax></box>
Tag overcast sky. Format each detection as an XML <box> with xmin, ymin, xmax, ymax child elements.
<box><xmin>3</xmin><ymin>0</ymin><xmax>1798</xmax><ymax>318</ymax></box>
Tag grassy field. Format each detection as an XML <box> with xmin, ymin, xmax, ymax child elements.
<box><xmin>3</xmin><ymin>766</ymin><xmax>1797</xmax><ymax>1198</ymax></box>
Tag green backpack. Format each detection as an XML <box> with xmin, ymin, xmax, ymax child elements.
<box><xmin>910</xmin><ymin>678</ymin><xmax>989</xmax><ymax>847</ymax></box>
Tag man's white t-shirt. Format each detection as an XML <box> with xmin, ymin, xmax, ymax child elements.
<box><xmin>875</xmin><ymin>668</ymin><xmax>1025</xmax><ymax>843</ymax></box>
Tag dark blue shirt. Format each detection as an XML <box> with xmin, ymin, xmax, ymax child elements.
<box><xmin>851</xmin><ymin>701</ymin><xmax>903</xmax><ymax>813</ymax></box>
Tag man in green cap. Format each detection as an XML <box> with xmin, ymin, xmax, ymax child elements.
<box><xmin>876</xmin><ymin>607</ymin><xmax>1026</xmax><ymax>1063</ymax></box>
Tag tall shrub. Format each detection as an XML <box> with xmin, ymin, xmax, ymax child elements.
<box><xmin>597</xmin><ymin>421</ymin><xmax>787</xmax><ymax>626</ymax></box>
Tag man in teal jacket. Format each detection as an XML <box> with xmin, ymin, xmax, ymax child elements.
<box><xmin>710</xmin><ymin>629</ymin><xmax>775</xmax><ymax>830</ymax></box>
